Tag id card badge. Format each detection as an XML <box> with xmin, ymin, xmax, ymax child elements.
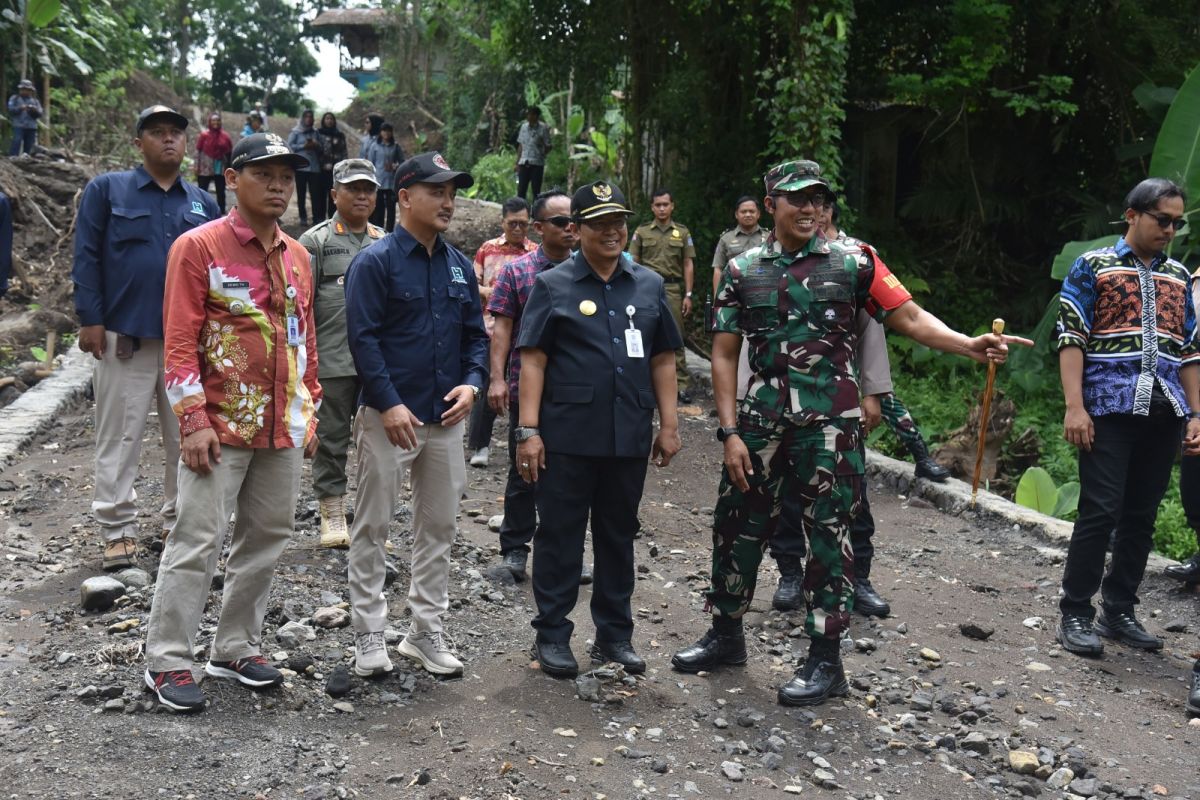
<box><xmin>625</xmin><ymin>328</ymin><xmax>645</xmax><ymax>358</ymax></box>
<box><xmin>286</xmin><ymin>315</ymin><xmax>302</xmax><ymax>347</ymax></box>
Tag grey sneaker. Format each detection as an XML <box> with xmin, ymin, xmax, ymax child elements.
<box><xmin>397</xmin><ymin>630</ymin><xmax>463</xmax><ymax>676</ymax></box>
<box><xmin>354</xmin><ymin>631</ymin><xmax>393</xmax><ymax>677</ymax></box>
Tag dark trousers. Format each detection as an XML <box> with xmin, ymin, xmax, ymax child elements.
<box><xmin>9</xmin><ymin>127</ymin><xmax>36</xmax><ymax>156</ymax></box>
<box><xmin>1060</xmin><ymin>413</ymin><xmax>1181</xmax><ymax>619</ymax></box>
<box><xmin>500</xmin><ymin>406</ymin><xmax>537</xmax><ymax>554</ymax></box>
<box><xmin>370</xmin><ymin>189</ymin><xmax>396</xmax><ymax>232</ymax></box>
<box><xmin>531</xmin><ymin>452</ymin><xmax>646</xmax><ymax>643</ymax></box>
<box><xmin>517</xmin><ymin>163</ymin><xmax>544</xmax><ymax>202</ymax></box>
<box><xmin>197</xmin><ymin>174</ymin><xmax>227</xmax><ymax>215</ymax></box>
<box><xmin>468</xmin><ymin>394</ymin><xmax>498</xmax><ymax>451</ymax></box>
<box><xmin>313</xmin><ymin>172</ymin><xmax>332</xmax><ymax>221</ymax></box>
<box><xmin>296</xmin><ymin>171</ymin><xmax>320</xmax><ymax>223</ymax></box>
<box><xmin>1180</xmin><ymin>455</ymin><xmax>1200</xmax><ymax>541</ymax></box>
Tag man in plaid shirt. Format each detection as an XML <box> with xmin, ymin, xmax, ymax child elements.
<box><xmin>485</xmin><ymin>189</ymin><xmax>576</xmax><ymax>581</ymax></box>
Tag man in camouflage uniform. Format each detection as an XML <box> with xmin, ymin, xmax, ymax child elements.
<box><xmin>630</xmin><ymin>188</ymin><xmax>696</xmax><ymax>402</ymax></box>
<box><xmin>671</xmin><ymin>159</ymin><xmax>1029</xmax><ymax>706</ymax></box>
<box><xmin>299</xmin><ymin>159</ymin><xmax>385</xmax><ymax>548</ymax></box>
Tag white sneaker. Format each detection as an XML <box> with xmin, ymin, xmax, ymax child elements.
<box><xmin>469</xmin><ymin>447</ymin><xmax>490</xmax><ymax>467</ymax></box>
<box><xmin>397</xmin><ymin>630</ymin><xmax>463</xmax><ymax>676</ymax></box>
<box><xmin>319</xmin><ymin>495</ymin><xmax>350</xmax><ymax>549</ymax></box>
<box><xmin>354</xmin><ymin>631</ymin><xmax>393</xmax><ymax>677</ymax></box>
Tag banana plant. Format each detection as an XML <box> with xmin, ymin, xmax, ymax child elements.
<box><xmin>1</xmin><ymin>0</ymin><xmax>92</xmax><ymax>78</ymax></box>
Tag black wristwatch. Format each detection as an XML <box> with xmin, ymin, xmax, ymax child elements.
<box><xmin>716</xmin><ymin>426</ymin><xmax>740</xmax><ymax>442</ymax></box>
<box><xmin>514</xmin><ymin>426</ymin><xmax>541</xmax><ymax>442</ymax></box>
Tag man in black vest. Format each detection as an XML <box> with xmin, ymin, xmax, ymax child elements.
<box><xmin>514</xmin><ymin>181</ymin><xmax>683</xmax><ymax>678</ymax></box>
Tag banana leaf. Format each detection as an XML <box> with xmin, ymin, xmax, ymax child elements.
<box><xmin>1149</xmin><ymin>63</ymin><xmax>1200</xmax><ymax>213</ymax></box>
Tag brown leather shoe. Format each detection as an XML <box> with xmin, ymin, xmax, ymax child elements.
<box><xmin>102</xmin><ymin>538</ymin><xmax>138</xmax><ymax>571</ymax></box>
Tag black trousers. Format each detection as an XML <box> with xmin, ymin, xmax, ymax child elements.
<box><xmin>517</xmin><ymin>163</ymin><xmax>544</xmax><ymax>202</ymax></box>
<box><xmin>312</xmin><ymin>172</ymin><xmax>332</xmax><ymax>221</ymax></box>
<box><xmin>1180</xmin><ymin>455</ymin><xmax>1200</xmax><ymax>543</ymax></box>
<box><xmin>370</xmin><ymin>189</ymin><xmax>396</xmax><ymax>231</ymax></box>
<box><xmin>468</xmin><ymin>395</ymin><xmax>498</xmax><ymax>451</ymax></box>
<box><xmin>197</xmin><ymin>174</ymin><xmax>227</xmax><ymax>214</ymax></box>
<box><xmin>531</xmin><ymin>452</ymin><xmax>646</xmax><ymax>643</ymax></box>
<box><xmin>1060</xmin><ymin>413</ymin><xmax>1181</xmax><ymax>618</ymax></box>
<box><xmin>296</xmin><ymin>171</ymin><xmax>321</xmax><ymax>223</ymax></box>
<box><xmin>499</xmin><ymin>405</ymin><xmax>537</xmax><ymax>554</ymax></box>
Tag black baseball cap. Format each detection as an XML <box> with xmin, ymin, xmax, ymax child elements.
<box><xmin>571</xmin><ymin>180</ymin><xmax>633</xmax><ymax>220</ymax></box>
<box><xmin>136</xmin><ymin>105</ymin><xmax>189</xmax><ymax>135</ymax></box>
<box><xmin>230</xmin><ymin>132</ymin><xmax>309</xmax><ymax>170</ymax></box>
<box><xmin>394</xmin><ymin>151</ymin><xmax>474</xmax><ymax>190</ymax></box>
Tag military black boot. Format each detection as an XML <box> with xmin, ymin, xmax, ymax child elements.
<box><xmin>1164</xmin><ymin>551</ymin><xmax>1200</xmax><ymax>584</ymax></box>
<box><xmin>909</xmin><ymin>437</ymin><xmax>950</xmax><ymax>482</ymax></box>
<box><xmin>772</xmin><ymin>555</ymin><xmax>804</xmax><ymax>612</ymax></box>
<box><xmin>852</xmin><ymin>558</ymin><xmax>890</xmax><ymax>617</ymax></box>
<box><xmin>1188</xmin><ymin>661</ymin><xmax>1200</xmax><ymax>717</ymax></box>
<box><xmin>778</xmin><ymin>637</ymin><xmax>849</xmax><ymax>707</ymax></box>
<box><xmin>671</xmin><ymin>615</ymin><xmax>747</xmax><ymax>673</ymax></box>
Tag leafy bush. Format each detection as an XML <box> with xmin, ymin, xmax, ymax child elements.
<box><xmin>1014</xmin><ymin>466</ymin><xmax>1079</xmax><ymax>518</ymax></box>
<box><xmin>464</xmin><ymin>149</ymin><xmax>518</xmax><ymax>203</ymax></box>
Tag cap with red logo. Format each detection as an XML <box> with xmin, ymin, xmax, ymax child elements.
<box><xmin>393</xmin><ymin>151</ymin><xmax>474</xmax><ymax>190</ymax></box>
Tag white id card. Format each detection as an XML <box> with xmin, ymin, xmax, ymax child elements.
<box><xmin>286</xmin><ymin>315</ymin><xmax>302</xmax><ymax>347</ymax></box>
<box><xmin>625</xmin><ymin>327</ymin><xmax>645</xmax><ymax>358</ymax></box>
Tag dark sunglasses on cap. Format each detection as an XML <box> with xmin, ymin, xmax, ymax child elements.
<box><xmin>1143</xmin><ymin>211</ymin><xmax>1187</xmax><ymax>231</ymax></box>
<box><xmin>537</xmin><ymin>215</ymin><xmax>573</xmax><ymax>228</ymax></box>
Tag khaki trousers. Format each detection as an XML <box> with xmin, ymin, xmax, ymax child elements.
<box><xmin>348</xmin><ymin>408</ymin><xmax>466</xmax><ymax>634</ymax></box>
<box><xmin>663</xmin><ymin>282</ymin><xmax>689</xmax><ymax>389</ymax></box>
<box><xmin>91</xmin><ymin>332</ymin><xmax>179</xmax><ymax>542</ymax></box>
<box><xmin>145</xmin><ymin>445</ymin><xmax>301</xmax><ymax>671</ymax></box>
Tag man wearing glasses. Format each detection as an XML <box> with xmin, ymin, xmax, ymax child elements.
<box><xmin>468</xmin><ymin>197</ymin><xmax>537</xmax><ymax>467</ymax></box>
<box><xmin>514</xmin><ymin>181</ymin><xmax>683</xmax><ymax>678</ymax></box>
<box><xmin>1055</xmin><ymin>177</ymin><xmax>1200</xmax><ymax>660</ymax></box>
<box><xmin>672</xmin><ymin>159</ymin><xmax>1030</xmax><ymax>706</ymax></box>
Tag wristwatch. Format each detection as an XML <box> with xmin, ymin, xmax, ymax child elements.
<box><xmin>716</xmin><ymin>426</ymin><xmax>740</xmax><ymax>442</ymax></box>
<box><xmin>1189</xmin><ymin>411</ymin><xmax>1200</xmax><ymax>420</ymax></box>
<box><xmin>469</xmin><ymin>385</ymin><xmax>481</xmax><ymax>400</ymax></box>
<box><xmin>514</xmin><ymin>426</ymin><xmax>541</xmax><ymax>442</ymax></box>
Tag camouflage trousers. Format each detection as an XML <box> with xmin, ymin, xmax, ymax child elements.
<box><xmin>707</xmin><ymin>416</ymin><xmax>863</xmax><ymax>641</ymax></box>
<box><xmin>880</xmin><ymin>393</ymin><xmax>923</xmax><ymax>453</ymax></box>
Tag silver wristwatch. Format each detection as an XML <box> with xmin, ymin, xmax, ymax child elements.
<box><xmin>514</xmin><ymin>426</ymin><xmax>541</xmax><ymax>442</ymax></box>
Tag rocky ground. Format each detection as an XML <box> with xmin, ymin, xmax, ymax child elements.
<box><xmin>1</xmin><ymin>396</ymin><xmax>1200</xmax><ymax>800</ymax></box>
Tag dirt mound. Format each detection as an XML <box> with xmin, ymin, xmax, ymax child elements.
<box><xmin>445</xmin><ymin>197</ymin><xmax>501</xmax><ymax>255</ymax></box>
<box><xmin>122</xmin><ymin>71</ymin><xmax>187</xmax><ymax>118</ymax></box>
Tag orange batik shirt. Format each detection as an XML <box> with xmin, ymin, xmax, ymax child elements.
<box><xmin>163</xmin><ymin>208</ymin><xmax>322</xmax><ymax>449</ymax></box>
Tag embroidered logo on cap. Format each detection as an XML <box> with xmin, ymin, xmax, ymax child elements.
<box><xmin>593</xmin><ymin>183</ymin><xmax>613</xmax><ymax>201</ymax></box>
<box><xmin>433</xmin><ymin>153</ymin><xmax>451</xmax><ymax>170</ymax></box>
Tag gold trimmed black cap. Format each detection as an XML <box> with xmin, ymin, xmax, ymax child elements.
<box><xmin>571</xmin><ymin>180</ymin><xmax>633</xmax><ymax>220</ymax></box>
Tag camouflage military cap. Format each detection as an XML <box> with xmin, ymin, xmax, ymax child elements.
<box><xmin>571</xmin><ymin>180</ymin><xmax>633</xmax><ymax>220</ymax></box>
<box><xmin>764</xmin><ymin>159</ymin><xmax>828</xmax><ymax>194</ymax></box>
<box><xmin>332</xmin><ymin>158</ymin><xmax>379</xmax><ymax>186</ymax></box>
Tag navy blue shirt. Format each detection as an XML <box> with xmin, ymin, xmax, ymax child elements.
<box><xmin>72</xmin><ymin>165</ymin><xmax>218</xmax><ymax>339</ymax></box>
<box><xmin>345</xmin><ymin>225</ymin><xmax>489</xmax><ymax>423</ymax></box>
<box><xmin>0</xmin><ymin>192</ymin><xmax>11</xmax><ymax>299</ymax></box>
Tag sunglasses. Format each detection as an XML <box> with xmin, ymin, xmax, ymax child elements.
<box><xmin>537</xmin><ymin>215</ymin><xmax>572</xmax><ymax>228</ymax></box>
<box><xmin>1143</xmin><ymin>211</ymin><xmax>1187</xmax><ymax>232</ymax></box>
<box><xmin>772</xmin><ymin>190</ymin><xmax>829</xmax><ymax>208</ymax></box>
<box><xmin>504</xmin><ymin>219</ymin><xmax>530</xmax><ymax>229</ymax></box>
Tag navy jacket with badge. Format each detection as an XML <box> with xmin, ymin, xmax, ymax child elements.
<box><xmin>344</xmin><ymin>225</ymin><xmax>488</xmax><ymax>423</ymax></box>
<box><xmin>72</xmin><ymin>165</ymin><xmax>219</xmax><ymax>339</ymax></box>
<box><xmin>517</xmin><ymin>252</ymin><xmax>682</xmax><ymax>458</ymax></box>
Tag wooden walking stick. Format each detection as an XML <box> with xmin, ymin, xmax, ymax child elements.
<box><xmin>970</xmin><ymin>318</ymin><xmax>1005</xmax><ymax>507</ymax></box>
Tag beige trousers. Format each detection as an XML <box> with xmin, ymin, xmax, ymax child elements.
<box><xmin>92</xmin><ymin>332</ymin><xmax>180</xmax><ymax>542</ymax></box>
<box><xmin>145</xmin><ymin>445</ymin><xmax>301</xmax><ymax>671</ymax></box>
<box><xmin>348</xmin><ymin>408</ymin><xmax>466</xmax><ymax>634</ymax></box>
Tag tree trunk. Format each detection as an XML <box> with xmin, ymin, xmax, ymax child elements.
<box><xmin>175</xmin><ymin>0</ymin><xmax>191</xmax><ymax>91</ymax></box>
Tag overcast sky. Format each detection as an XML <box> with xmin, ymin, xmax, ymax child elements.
<box><xmin>303</xmin><ymin>39</ymin><xmax>358</xmax><ymax>113</ymax></box>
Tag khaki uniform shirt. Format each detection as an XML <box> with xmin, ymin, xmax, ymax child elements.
<box><xmin>629</xmin><ymin>220</ymin><xmax>695</xmax><ymax>281</ymax></box>
<box><xmin>299</xmin><ymin>213</ymin><xmax>385</xmax><ymax>379</ymax></box>
<box><xmin>712</xmin><ymin>225</ymin><xmax>767</xmax><ymax>269</ymax></box>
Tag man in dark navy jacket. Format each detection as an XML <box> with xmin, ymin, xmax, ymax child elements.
<box><xmin>515</xmin><ymin>180</ymin><xmax>682</xmax><ymax>678</ymax></box>
<box><xmin>72</xmin><ymin>105</ymin><xmax>219</xmax><ymax>571</ymax></box>
<box><xmin>344</xmin><ymin>151</ymin><xmax>488</xmax><ymax>679</ymax></box>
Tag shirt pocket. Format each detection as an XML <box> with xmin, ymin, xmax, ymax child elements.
<box><xmin>809</xmin><ymin>268</ymin><xmax>853</xmax><ymax>329</ymax></box>
<box><xmin>386</xmin><ymin>282</ymin><xmax>428</xmax><ymax>330</ymax></box>
<box><xmin>110</xmin><ymin>206</ymin><xmax>151</xmax><ymax>246</ymax></box>
<box><xmin>547</xmin><ymin>384</ymin><xmax>593</xmax><ymax>404</ymax></box>
<box><xmin>445</xmin><ymin>283</ymin><xmax>473</xmax><ymax>321</ymax></box>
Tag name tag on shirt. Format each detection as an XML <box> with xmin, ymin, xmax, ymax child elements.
<box><xmin>223</xmin><ymin>280</ymin><xmax>250</xmax><ymax>289</ymax></box>
<box><xmin>625</xmin><ymin>328</ymin><xmax>645</xmax><ymax>358</ymax></box>
<box><xmin>287</xmin><ymin>315</ymin><xmax>302</xmax><ymax>347</ymax></box>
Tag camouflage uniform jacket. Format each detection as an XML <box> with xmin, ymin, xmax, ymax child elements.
<box><xmin>713</xmin><ymin>232</ymin><xmax>912</xmax><ymax>426</ymax></box>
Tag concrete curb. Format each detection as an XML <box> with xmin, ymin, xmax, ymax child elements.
<box><xmin>0</xmin><ymin>346</ymin><xmax>92</xmax><ymax>469</ymax></box>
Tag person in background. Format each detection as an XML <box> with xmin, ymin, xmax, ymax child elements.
<box><xmin>8</xmin><ymin>79</ymin><xmax>42</xmax><ymax>157</ymax></box>
<box><xmin>514</xmin><ymin>106</ymin><xmax>551</xmax><ymax>202</ymax></box>
<box><xmin>359</xmin><ymin>111</ymin><xmax>384</xmax><ymax>157</ymax></box>
<box><xmin>287</xmin><ymin>110</ymin><xmax>321</xmax><ymax>226</ymax></box>
<box><xmin>316</xmin><ymin>112</ymin><xmax>348</xmax><ymax>222</ymax></box>
<box><xmin>467</xmin><ymin>196</ymin><xmax>536</xmax><ymax>467</ymax></box>
<box><xmin>195</xmin><ymin>112</ymin><xmax>233</xmax><ymax>215</ymax></box>
<box><xmin>242</xmin><ymin>111</ymin><xmax>264</xmax><ymax>138</ymax></box>
<box><xmin>364</xmin><ymin>122</ymin><xmax>404</xmax><ymax>232</ymax></box>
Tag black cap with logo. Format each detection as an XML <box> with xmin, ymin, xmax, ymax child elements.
<box><xmin>571</xmin><ymin>180</ymin><xmax>633</xmax><ymax>220</ymax></box>
<box><xmin>394</xmin><ymin>151</ymin><xmax>474</xmax><ymax>190</ymax></box>
<box><xmin>229</xmin><ymin>132</ymin><xmax>310</xmax><ymax>170</ymax></box>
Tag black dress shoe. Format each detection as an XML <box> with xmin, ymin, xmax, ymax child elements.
<box><xmin>502</xmin><ymin>550</ymin><xmax>528</xmax><ymax>582</ymax></box>
<box><xmin>1164</xmin><ymin>553</ymin><xmax>1200</xmax><ymax>583</ymax></box>
<box><xmin>772</xmin><ymin>556</ymin><xmax>804</xmax><ymax>612</ymax></box>
<box><xmin>853</xmin><ymin>579</ymin><xmax>891</xmax><ymax>617</ymax></box>
<box><xmin>778</xmin><ymin>643</ymin><xmax>848</xmax><ymax>707</ymax></box>
<box><xmin>1188</xmin><ymin>663</ymin><xmax>1200</xmax><ymax>717</ymax></box>
<box><xmin>1095</xmin><ymin>611</ymin><xmax>1163</xmax><ymax>650</ymax></box>
<box><xmin>1056</xmin><ymin>614</ymin><xmax>1103</xmax><ymax>656</ymax></box>
<box><xmin>534</xmin><ymin>640</ymin><xmax>578</xmax><ymax>678</ymax></box>
<box><xmin>671</xmin><ymin>616</ymin><xmax>747</xmax><ymax>673</ymax></box>
<box><xmin>590</xmin><ymin>640</ymin><xmax>646</xmax><ymax>675</ymax></box>
<box><xmin>677</xmin><ymin>389</ymin><xmax>694</xmax><ymax>404</ymax></box>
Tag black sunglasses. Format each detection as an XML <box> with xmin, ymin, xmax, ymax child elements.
<box><xmin>537</xmin><ymin>215</ymin><xmax>573</xmax><ymax>228</ymax></box>
<box><xmin>1143</xmin><ymin>211</ymin><xmax>1187</xmax><ymax>231</ymax></box>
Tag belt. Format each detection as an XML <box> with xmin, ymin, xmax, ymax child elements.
<box><xmin>660</xmin><ymin>276</ymin><xmax>684</xmax><ymax>284</ymax></box>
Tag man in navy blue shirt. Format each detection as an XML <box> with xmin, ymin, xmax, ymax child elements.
<box><xmin>344</xmin><ymin>151</ymin><xmax>487</xmax><ymax>679</ymax></box>
<box><xmin>72</xmin><ymin>105</ymin><xmax>219</xmax><ymax>571</ymax></box>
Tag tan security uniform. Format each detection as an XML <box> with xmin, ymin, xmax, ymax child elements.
<box><xmin>629</xmin><ymin>220</ymin><xmax>695</xmax><ymax>388</ymax></box>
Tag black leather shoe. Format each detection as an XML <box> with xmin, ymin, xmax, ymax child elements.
<box><xmin>772</xmin><ymin>556</ymin><xmax>804</xmax><ymax>612</ymax></box>
<box><xmin>854</xmin><ymin>579</ymin><xmax>891</xmax><ymax>617</ymax></box>
<box><xmin>1164</xmin><ymin>553</ymin><xmax>1200</xmax><ymax>583</ymax></box>
<box><xmin>1188</xmin><ymin>663</ymin><xmax>1200</xmax><ymax>717</ymax></box>
<box><xmin>671</xmin><ymin>616</ymin><xmax>747</xmax><ymax>673</ymax></box>
<box><xmin>502</xmin><ymin>549</ymin><xmax>528</xmax><ymax>582</ymax></box>
<box><xmin>1056</xmin><ymin>614</ymin><xmax>1103</xmax><ymax>656</ymax></box>
<box><xmin>778</xmin><ymin>643</ymin><xmax>848</xmax><ymax>707</ymax></box>
<box><xmin>1095</xmin><ymin>611</ymin><xmax>1163</xmax><ymax>651</ymax></box>
<box><xmin>534</xmin><ymin>640</ymin><xmax>578</xmax><ymax>678</ymax></box>
<box><xmin>677</xmin><ymin>389</ymin><xmax>694</xmax><ymax>404</ymax></box>
<box><xmin>590</xmin><ymin>640</ymin><xmax>646</xmax><ymax>675</ymax></box>
<box><xmin>909</xmin><ymin>439</ymin><xmax>950</xmax><ymax>482</ymax></box>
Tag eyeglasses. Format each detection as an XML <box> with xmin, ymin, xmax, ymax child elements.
<box><xmin>1143</xmin><ymin>211</ymin><xmax>1187</xmax><ymax>231</ymax></box>
<box><xmin>581</xmin><ymin>217</ymin><xmax>627</xmax><ymax>231</ymax></box>
<box><xmin>772</xmin><ymin>190</ymin><xmax>829</xmax><ymax>208</ymax></box>
<box><xmin>537</xmin><ymin>215</ymin><xmax>572</xmax><ymax>228</ymax></box>
<box><xmin>504</xmin><ymin>219</ymin><xmax>530</xmax><ymax>229</ymax></box>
